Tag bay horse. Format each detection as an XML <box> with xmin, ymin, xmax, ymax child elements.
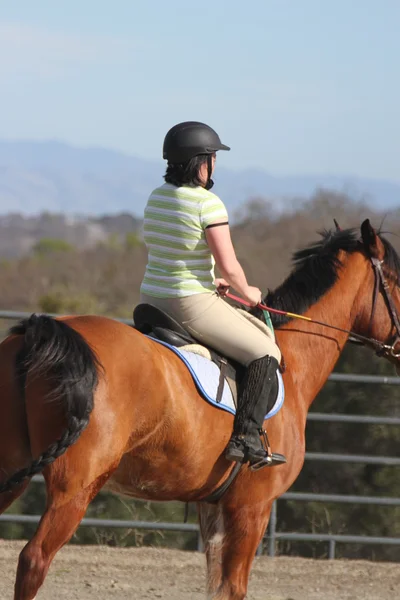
<box><xmin>1</xmin><ymin>219</ymin><xmax>400</xmax><ymax>600</ymax></box>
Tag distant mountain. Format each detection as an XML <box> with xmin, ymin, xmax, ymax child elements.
<box><xmin>0</xmin><ymin>139</ymin><xmax>399</xmax><ymax>216</ymax></box>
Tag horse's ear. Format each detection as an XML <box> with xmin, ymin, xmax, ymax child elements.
<box><xmin>361</xmin><ymin>219</ymin><xmax>384</xmax><ymax>259</ymax></box>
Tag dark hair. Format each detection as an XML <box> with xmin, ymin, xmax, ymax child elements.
<box><xmin>164</xmin><ymin>154</ymin><xmax>208</xmax><ymax>187</ymax></box>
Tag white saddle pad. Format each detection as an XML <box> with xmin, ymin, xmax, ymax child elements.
<box><xmin>150</xmin><ymin>337</ymin><xmax>284</xmax><ymax>419</ymax></box>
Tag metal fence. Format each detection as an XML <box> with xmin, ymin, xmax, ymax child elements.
<box><xmin>1</xmin><ymin>310</ymin><xmax>399</xmax><ymax>559</ymax></box>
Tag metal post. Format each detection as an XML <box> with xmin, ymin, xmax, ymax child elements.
<box><xmin>328</xmin><ymin>539</ymin><xmax>336</xmax><ymax>559</ymax></box>
<box><xmin>268</xmin><ymin>501</ymin><xmax>277</xmax><ymax>557</ymax></box>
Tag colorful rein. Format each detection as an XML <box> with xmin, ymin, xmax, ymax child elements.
<box><xmin>225</xmin><ymin>255</ymin><xmax>400</xmax><ymax>361</ymax></box>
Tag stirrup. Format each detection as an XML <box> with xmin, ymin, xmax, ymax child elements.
<box><xmin>249</xmin><ymin>429</ymin><xmax>287</xmax><ymax>471</ymax></box>
<box><xmin>249</xmin><ymin>452</ymin><xmax>287</xmax><ymax>471</ymax></box>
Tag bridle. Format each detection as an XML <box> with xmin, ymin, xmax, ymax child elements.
<box><xmin>358</xmin><ymin>256</ymin><xmax>400</xmax><ymax>359</ymax></box>
<box><xmin>333</xmin><ymin>218</ymin><xmax>400</xmax><ymax>360</ymax></box>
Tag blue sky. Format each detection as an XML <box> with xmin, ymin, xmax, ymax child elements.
<box><xmin>1</xmin><ymin>1</ymin><xmax>399</xmax><ymax>180</ymax></box>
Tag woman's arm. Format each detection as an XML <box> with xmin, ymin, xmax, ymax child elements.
<box><xmin>205</xmin><ymin>223</ymin><xmax>262</xmax><ymax>306</ymax></box>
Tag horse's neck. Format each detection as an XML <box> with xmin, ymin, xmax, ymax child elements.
<box><xmin>276</xmin><ymin>268</ymin><xmax>359</xmax><ymax>411</ymax></box>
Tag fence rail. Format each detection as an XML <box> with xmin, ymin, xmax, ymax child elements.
<box><xmin>1</xmin><ymin>309</ymin><xmax>399</xmax><ymax>558</ymax></box>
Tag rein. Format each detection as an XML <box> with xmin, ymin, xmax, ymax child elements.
<box><xmin>225</xmin><ymin>256</ymin><xmax>400</xmax><ymax>360</ymax></box>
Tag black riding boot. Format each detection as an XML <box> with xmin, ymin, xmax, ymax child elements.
<box><xmin>225</xmin><ymin>355</ymin><xmax>286</xmax><ymax>469</ymax></box>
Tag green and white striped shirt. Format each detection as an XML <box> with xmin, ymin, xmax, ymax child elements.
<box><xmin>140</xmin><ymin>183</ymin><xmax>228</xmax><ymax>297</ymax></box>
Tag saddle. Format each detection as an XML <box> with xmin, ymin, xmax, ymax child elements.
<box><xmin>133</xmin><ymin>303</ymin><xmax>242</xmax><ymax>404</ymax></box>
<box><xmin>133</xmin><ymin>303</ymin><xmax>282</xmax><ymax>413</ymax></box>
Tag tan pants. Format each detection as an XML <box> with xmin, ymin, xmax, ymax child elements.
<box><xmin>140</xmin><ymin>291</ymin><xmax>281</xmax><ymax>366</ymax></box>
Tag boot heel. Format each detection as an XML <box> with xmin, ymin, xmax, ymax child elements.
<box><xmin>225</xmin><ymin>446</ymin><xmax>245</xmax><ymax>463</ymax></box>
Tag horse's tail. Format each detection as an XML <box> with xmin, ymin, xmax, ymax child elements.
<box><xmin>0</xmin><ymin>314</ymin><xmax>101</xmax><ymax>494</ymax></box>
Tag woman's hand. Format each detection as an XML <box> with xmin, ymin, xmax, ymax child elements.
<box><xmin>214</xmin><ymin>278</ymin><xmax>230</xmax><ymax>296</ymax></box>
<box><xmin>243</xmin><ymin>286</ymin><xmax>262</xmax><ymax>307</ymax></box>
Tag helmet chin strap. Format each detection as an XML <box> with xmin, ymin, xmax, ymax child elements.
<box><xmin>204</xmin><ymin>154</ymin><xmax>214</xmax><ymax>190</ymax></box>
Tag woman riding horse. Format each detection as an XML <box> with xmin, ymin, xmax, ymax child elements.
<box><xmin>140</xmin><ymin>121</ymin><xmax>285</xmax><ymax>469</ymax></box>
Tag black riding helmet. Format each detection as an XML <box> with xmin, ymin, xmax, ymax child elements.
<box><xmin>163</xmin><ymin>121</ymin><xmax>230</xmax><ymax>190</ymax></box>
<box><xmin>163</xmin><ymin>121</ymin><xmax>230</xmax><ymax>163</ymax></box>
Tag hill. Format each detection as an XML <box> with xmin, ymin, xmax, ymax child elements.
<box><xmin>0</xmin><ymin>139</ymin><xmax>399</xmax><ymax>216</ymax></box>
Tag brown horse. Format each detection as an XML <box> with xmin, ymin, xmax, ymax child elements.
<box><xmin>1</xmin><ymin>219</ymin><xmax>400</xmax><ymax>600</ymax></box>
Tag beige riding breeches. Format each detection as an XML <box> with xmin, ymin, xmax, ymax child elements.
<box><xmin>139</xmin><ymin>291</ymin><xmax>281</xmax><ymax>366</ymax></box>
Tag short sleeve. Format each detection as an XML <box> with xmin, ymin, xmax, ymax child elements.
<box><xmin>199</xmin><ymin>193</ymin><xmax>229</xmax><ymax>229</ymax></box>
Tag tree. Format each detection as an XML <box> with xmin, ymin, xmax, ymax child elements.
<box><xmin>33</xmin><ymin>238</ymin><xmax>74</xmax><ymax>256</ymax></box>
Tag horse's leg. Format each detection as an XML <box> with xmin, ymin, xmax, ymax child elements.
<box><xmin>211</xmin><ymin>500</ymin><xmax>273</xmax><ymax>600</ymax></box>
<box><xmin>197</xmin><ymin>503</ymin><xmax>225</xmax><ymax>597</ymax></box>
<box><xmin>13</xmin><ymin>473</ymin><xmax>110</xmax><ymax>600</ymax></box>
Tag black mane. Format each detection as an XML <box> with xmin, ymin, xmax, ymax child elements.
<box><xmin>380</xmin><ymin>236</ymin><xmax>400</xmax><ymax>286</ymax></box>
<box><xmin>254</xmin><ymin>227</ymin><xmax>400</xmax><ymax>328</ymax></box>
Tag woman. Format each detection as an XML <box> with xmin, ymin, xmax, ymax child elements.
<box><xmin>140</xmin><ymin>121</ymin><xmax>285</xmax><ymax>469</ymax></box>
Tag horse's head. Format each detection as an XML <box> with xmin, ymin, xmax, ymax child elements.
<box><xmin>264</xmin><ymin>218</ymin><xmax>400</xmax><ymax>371</ymax></box>
<box><xmin>352</xmin><ymin>219</ymin><xmax>400</xmax><ymax>368</ymax></box>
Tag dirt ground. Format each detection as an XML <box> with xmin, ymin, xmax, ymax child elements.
<box><xmin>0</xmin><ymin>540</ymin><xmax>398</xmax><ymax>600</ymax></box>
